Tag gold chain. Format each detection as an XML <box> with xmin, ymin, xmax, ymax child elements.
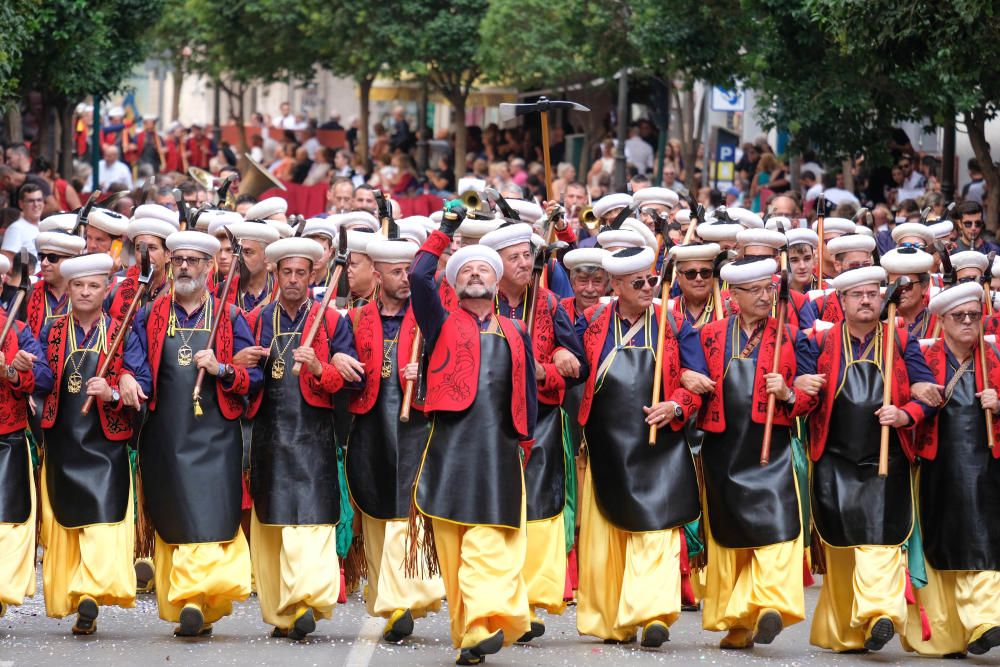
<box><xmin>381</xmin><ymin>330</ymin><xmax>399</xmax><ymax>379</ymax></box>
<box><xmin>171</xmin><ymin>295</ymin><xmax>209</xmax><ymax>366</ymax></box>
<box><xmin>269</xmin><ymin>301</ymin><xmax>308</xmax><ymax>379</ymax></box>
<box><xmin>65</xmin><ymin>317</ymin><xmax>106</xmax><ymax>394</ymax></box>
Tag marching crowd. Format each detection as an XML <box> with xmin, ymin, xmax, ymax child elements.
<box><xmin>0</xmin><ymin>139</ymin><xmax>997</xmax><ymax>666</ymax></box>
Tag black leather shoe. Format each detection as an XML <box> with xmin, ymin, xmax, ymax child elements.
<box><xmin>383</xmin><ymin>609</ymin><xmax>414</xmax><ymax>642</ymax></box>
<box><xmin>863</xmin><ymin>617</ymin><xmax>894</xmax><ymax>652</ymax></box>
<box><xmin>72</xmin><ymin>598</ymin><xmax>99</xmax><ymax>635</ymax></box>
<box><xmin>175</xmin><ymin>605</ymin><xmax>204</xmax><ymax>637</ymax></box>
<box><xmin>968</xmin><ymin>626</ymin><xmax>1000</xmax><ymax>655</ymax></box>
<box><xmin>288</xmin><ymin>608</ymin><xmax>316</xmax><ymax>641</ymax></box>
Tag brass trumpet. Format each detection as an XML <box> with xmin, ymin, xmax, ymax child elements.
<box><xmin>460</xmin><ymin>189</ymin><xmax>482</xmax><ymax>211</ymax></box>
<box><xmin>580</xmin><ymin>205</ymin><xmax>599</xmax><ymax>231</ymax></box>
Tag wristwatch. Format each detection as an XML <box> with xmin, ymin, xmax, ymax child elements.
<box><xmin>109</xmin><ymin>388</ymin><xmax>121</xmax><ymax>404</ymax></box>
<box><xmin>220</xmin><ymin>363</ymin><xmax>235</xmax><ymax>381</ymax></box>
<box><xmin>673</xmin><ymin>404</ymin><xmax>684</xmax><ymax>419</ymax></box>
<box><xmin>785</xmin><ymin>388</ymin><xmax>797</xmax><ymax>405</ymax></box>
<box><xmin>5</xmin><ymin>366</ymin><xmax>17</xmax><ymax>382</ymax></box>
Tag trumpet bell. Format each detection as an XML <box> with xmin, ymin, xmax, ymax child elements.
<box><xmin>580</xmin><ymin>206</ymin><xmax>599</xmax><ymax>231</ymax></box>
<box><xmin>238</xmin><ymin>152</ymin><xmax>287</xmax><ymax>199</ymax></box>
<box><xmin>460</xmin><ymin>189</ymin><xmax>482</xmax><ymax>211</ymax></box>
<box><xmin>187</xmin><ymin>166</ymin><xmax>216</xmax><ymax>190</ymax></box>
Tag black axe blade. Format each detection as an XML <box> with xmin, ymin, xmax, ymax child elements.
<box><xmin>879</xmin><ymin>276</ymin><xmax>911</xmax><ymax>321</ymax></box>
<box><xmin>138</xmin><ymin>242</ymin><xmax>153</xmax><ymax>284</ymax></box>
<box><xmin>817</xmin><ymin>197</ymin><xmax>827</xmax><ymax>219</ymax></box>
<box><xmin>934</xmin><ymin>241</ymin><xmax>956</xmax><ymax>286</ymax></box>
<box><xmin>72</xmin><ymin>190</ymin><xmax>102</xmax><ymax>235</ymax></box>
<box><xmin>777</xmin><ymin>269</ymin><xmax>790</xmax><ymax>304</ymax></box>
<box><xmin>224</xmin><ymin>226</ymin><xmax>243</xmax><ymax>260</ymax></box>
<box><xmin>484</xmin><ymin>187</ymin><xmax>519</xmax><ymax>221</ymax></box>
<box><xmin>983</xmin><ymin>251</ymin><xmax>997</xmax><ymax>286</ymax></box>
<box><xmin>498</xmin><ymin>96</ymin><xmax>590</xmax><ymax>121</ymax></box>
<box><xmin>609</xmin><ymin>204</ymin><xmax>637</xmax><ymax>231</ymax></box>
<box><xmin>17</xmin><ymin>249</ymin><xmax>29</xmax><ymax>293</ymax></box>
<box><xmin>334</xmin><ymin>226</ymin><xmax>349</xmax><ymax>267</ymax></box>
<box><xmin>173</xmin><ymin>189</ymin><xmax>190</xmax><ymax>230</ymax></box>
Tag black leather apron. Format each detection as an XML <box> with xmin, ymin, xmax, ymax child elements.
<box><xmin>524</xmin><ymin>402</ymin><xmax>566</xmax><ymax>521</ymax></box>
<box><xmin>45</xmin><ymin>349</ymin><xmax>129</xmax><ymax>527</ymax></box>
<box><xmin>0</xmin><ymin>430</ymin><xmax>30</xmax><ymax>524</ymax></box>
<box><xmin>583</xmin><ymin>345</ymin><xmax>700</xmax><ymax>533</ymax></box>
<box><xmin>347</xmin><ymin>336</ymin><xmax>430</xmax><ymax>520</ymax></box>
<box><xmin>812</xmin><ymin>358</ymin><xmax>912</xmax><ymax>547</ymax></box>
<box><xmin>251</xmin><ymin>329</ymin><xmax>339</xmax><ymax>526</ymax></box>
<box><xmin>140</xmin><ymin>327</ymin><xmax>243</xmax><ymax>544</ymax></box>
<box><xmin>702</xmin><ymin>356</ymin><xmax>800</xmax><ymax>548</ymax></box>
<box><xmin>919</xmin><ymin>367</ymin><xmax>1000</xmax><ymax>570</ymax></box>
<box><xmin>415</xmin><ymin>331</ymin><xmax>523</xmax><ymax>528</ymax></box>
<box><xmin>564</xmin><ymin>383</ymin><xmax>584</xmax><ymax>453</ymax></box>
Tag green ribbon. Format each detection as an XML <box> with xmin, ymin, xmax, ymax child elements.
<box><xmin>560</xmin><ymin>408</ymin><xmax>577</xmax><ymax>553</ymax></box>
<box><xmin>335</xmin><ymin>445</ymin><xmax>354</xmax><ymax>559</ymax></box>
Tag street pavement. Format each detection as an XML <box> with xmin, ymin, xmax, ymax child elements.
<box><xmin>0</xmin><ymin>570</ymin><xmax>982</xmax><ymax>666</ymax></box>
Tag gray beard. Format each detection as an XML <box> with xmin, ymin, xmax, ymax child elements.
<box><xmin>457</xmin><ymin>284</ymin><xmax>495</xmax><ymax>300</ymax></box>
<box><xmin>174</xmin><ymin>276</ymin><xmax>201</xmax><ymax>297</ymax></box>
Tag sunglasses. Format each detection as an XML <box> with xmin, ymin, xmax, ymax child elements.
<box><xmin>898</xmin><ymin>242</ymin><xmax>926</xmax><ymax>251</ymax></box>
<box><xmin>843</xmin><ymin>260</ymin><xmax>873</xmax><ymax>270</ymax></box>
<box><xmin>39</xmin><ymin>253</ymin><xmax>66</xmax><ymax>263</ymax></box>
<box><xmin>963</xmin><ymin>220</ymin><xmax>985</xmax><ymax>229</ymax></box>
<box><xmin>957</xmin><ymin>276</ymin><xmax>981</xmax><ymax>284</ymax></box>
<box><xmin>679</xmin><ymin>268</ymin><xmax>713</xmax><ymax>280</ymax></box>
<box><xmin>629</xmin><ymin>275</ymin><xmax>660</xmax><ymax>290</ymax></box>
<box><xmin>947</xmin><ymin>310</ymin><xmax>982</xmax><ymax>323</ymax></box>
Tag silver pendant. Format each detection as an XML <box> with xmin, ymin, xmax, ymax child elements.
<box><xmin>177</xmin><ymin>344</ymin><xmax>193</xmax><ymax>366</ymax></box>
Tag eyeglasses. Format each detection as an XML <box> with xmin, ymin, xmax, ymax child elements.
<box><xmin>898</xmin><ymin>242</ymin><xmax>926</xmax><ymax>251</ymax></box>
<box><xmin>678</xmin><ymin>268</ymin><xmax>713</xmax><ymax>280</ymax></box>
<box><xmin>898</xmin><ymin>280</ymin><xmax>924</xmax><ymax>293</ymax></box>
<box><xmin>947</xmin><ymin>310</ymin><xmax>982</xmax><ymax>323</ymax></box>
<box><xmin>963</xmin><ymin>220</ymin><xmax>985</xmax><ymax>229</ymax></box>
<box><xmin>39</xmin><ymin>253</ymin><xmax>66</xmax><ymax>263</ymax></box>
<box><xmin>844</xmin><ymin>289</ymin><xmax>880</xmax><ymax>301</ymax></box>
<box><xmin>22</xmin><ymin>197</ymin><xmax>44</xmax><ymax>205</ymax></box>
<box><xmin>628</xmin><ymin>275</ymin><xmax>660</xmax><ymax>290</ymax></box>
<box><xmin>170</xmin><ymin>255</ymin><xmax>210</xmax><ymax>267</ymax></box>
<box><xmin>731</xmin><ymin>283</ymin><xmax>776</xmax><ymax>298</ymax></box>
<box><xmin>957</xmin><ymin>276</ymin><xmax>980</xmax><ymax>284</ymax></box>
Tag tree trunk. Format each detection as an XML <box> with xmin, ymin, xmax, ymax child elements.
<box><xmin>170</xmin><ymin>57</ymin><xmax>183</xmax><ymax>122</ymax></box>
<box><xmin>358</xmin><ymin>76</ymin><xmax>372</xmax><ymax>167</ymax></box>
<box><xmin>675</xmin><ymin>86</ymin><xmax>699</xmax><ymax>193</ymax></box>
<box><xmin>966</xmin><ymin>109</ymin><xmax>1000</xmax><ymax>233</ymax></box>
<box><xmin>451</xmin><ymin>92</ymin><xmax>467</xmax><ymax>180</ymax></box>
<box><xmin>36</xmin><ymin>97</ymin><xmax>52</xmax><ymax>162</ymax></box>
<box><xmin>5</xmin><ymin>105</ymin><xmax>23</xmax><ymax>143</ymax></box>
<box><xmin>57</xmin><ymin>100</ymin><xmax>75</xmax><ymax>178</ymax></box>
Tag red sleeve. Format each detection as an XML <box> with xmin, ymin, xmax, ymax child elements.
<box><xmin>669</xmin><ymin>387</ymin><xmax>701</xmax><ymax>430</ymax></box>
<box><xmin>308</xmin><ymin>361</ymin><xmax>345</xmax><ymax>395</ymax></box>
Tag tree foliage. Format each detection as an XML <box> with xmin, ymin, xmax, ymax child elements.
<box><xmin>0</xmin><ymin>0</ymin><xmax>41</xmax><ymax>106</ymax></box>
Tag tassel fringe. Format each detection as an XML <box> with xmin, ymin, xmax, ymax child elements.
<box><xmin>343</xmin><ymin>532</ymin><xmax>367</xmax><ymax>592</ymax></box>
<box><xmin>134</xmin><ymin>474</ymin><xmax>156</xmax><ymax>559</ymax></box>
<box><xmin>810</xmin><ymin>526</ymin><xmax>827</xmax><ymax>575</ymax></box>
<box><xmin>404</xmin><ymin>496</ymin><xmax>439</xmax><ymax>579</ymax></box>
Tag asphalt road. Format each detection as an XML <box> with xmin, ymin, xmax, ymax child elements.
<box><xmin>0</xmin><ymin>571</ymin><xmax>987</xmax><ymax>666</ymax></box>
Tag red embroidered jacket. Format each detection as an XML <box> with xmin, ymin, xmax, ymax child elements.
<box><xmin>245</xmin><ymin>301</ymin><xmax>344</xmax><ymax>418</ymax></box>
<box><xmin>40</xmin><ymin>314</ymin><xmax>133</xmax><ymax>440</ymax></box>
<box><xmin>0</xmin><ymin>316</ymin><xmax>35</xmax><ymax>434</ymax></box>
<box><xmin>802</xmin><ymin>322</ymin><xmax>923</xmax><ymax>461</ymax></box>
<box><xmin>697</xmin><ymin>316</ymin><xmax>806</xmax><ymax>433</ymax></box>
<box><xmin>347</xmin><ymin>300</ymin><xmax>421</xmax><ymax>415</ymax></box>
<box><xmin>578</xmin><ymin>301</ymin><xmax>700</xmax><ymax>428</ymax></box>
<box><xmin>914</xmin><ymin>338</ymin><xmax>1000</xmax><ymax>460</ymax></box>
<box><xmin>144</xmin><ymin>293</ymin><xmax>251</xmax><ymax>420</ymax></box>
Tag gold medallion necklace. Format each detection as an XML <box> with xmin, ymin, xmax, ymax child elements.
<box><xmin>65</xmin><ymin>317</ymin><xmax>105</xmax><ymax>394</ymax></box>
<box><xmin>381</xmin><ymin>331</ymin><xmax>399</xmax><ymax>379</ymax></box>
<box><xmin>172</xmin><ymin>296</ymin><xmax>209</xmax><ymax>366</ymax></box>
<box><xmin>269</xmin><ymin>301</ymin><xmax>308</xmax><ymax>380</ymax></box>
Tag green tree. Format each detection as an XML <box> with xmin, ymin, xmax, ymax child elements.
<box><xmin>0</xmin><ymin>0</ymin><xmax>42</xmax><ymax>141</ymax></box>
<box><xmin>808</xmin><ymin>0</ymin><xmax>1000</xmax><ymax>227</ymax></box>
<box><xmin>182</xmin><ymin>0</ymin><xmax>317</xmax><ymax>149</ymax></box>
<box><xmin>403</xmin><ymin>0</ymin><xmax>485</xmax><ymax>178</ymax></box>
<box><xmin>17</xmin><ymin>0</ymin><xmax>165</xmax><ymax>174</ymax></box>
<box><xmin>149</xmin><ymin>0</ymin><xmax>192</xmax><ymax>122</ymax></box>
<box><xmin>305</xmin><ymin>0</ymin><xmax>407</xmax><ymax>165</ymax></box>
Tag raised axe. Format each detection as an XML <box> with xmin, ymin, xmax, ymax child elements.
<box><xmin>172</xmin><ymin>189</ymin><xmax>190</xmax><ymax>230</ymax></box>
<box><xmin>0</xmin><ymin>250</ymin><xmax>30</xmax><ymax>355</ymax></box>
<box><xmin>978</xmin><ymin>250</ymin><xmax>998</xmax><ymax>451</ymax></box>
<box><xmin>499</xmin><ymin>97</ymin><xmax>590</xmax><ymax>204</ymax></box>
<box><xmin>648</xmin><ymin>240</ymin><xmax>686</xmax><ymax>446</ymax></box>
<box><xmin>293</xmin><ymin>226</ymin><xmax>349</xmax><ymax>377</ymax></box>
<box><xmin>816</xmin><ymin>197</ymin><xmax>827</xmax><ymax>289</ymax></box>
<box><xmin>761</xmin><ymin>270</ymin><xmax>790</xmax><ymax>465</ymax></box>
<box><xmin>711</xmin><ymin>249</ymin><xmax>734</xmax><ymax>319</ymax></box>
<box><xmin>374</xmin><ymin>189</ymin><xmax>395</xmax><ymax>236</ymax></box>
<box><xmin>192</xmin><ymin>227</ymin><xmax>243</xmax><ymax>417</ymax></box>
<box><xmin>81</xmin><ymin>243</ymin><xmax>153</xmax><ymax>415</ymax></box>
<box><xmin>877</xmin><ymin>275</ymin><xmax>911</xmax><ymax>477</ymax></box>
<box><xmin>984</xmin><ymin>250</ymin><xmax>996</xmax><ymax>317</ymax></box>
<box><xmin>216</xmin><ymin>174</ymin><xmax>237</xmax><ymax>209</ymax></box>
<box><xmin>484</xmin><ymin>187</ymin><xmax>520</xmax><ymax>223</ymax></box>
<box><xmin>71</xmin><ymin>190</ymin><xmax>103</xmax><ymax>236</ymax></box>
